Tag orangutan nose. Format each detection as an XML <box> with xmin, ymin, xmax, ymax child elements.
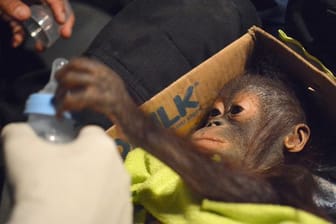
<box><xmin>206</xmin><ymin>119</ymin><xmax>224</xmax><ymax>127</ymax></box>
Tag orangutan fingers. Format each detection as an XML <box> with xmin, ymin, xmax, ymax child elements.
<box><xmin>56</xmin><ymin>69</ymin><xmax>96</xmax><ymax>89</ymax></box>
<box><xmin>63</xmin><ymin>57</ymin><xmax>103</xmax><ymax>75</ymax></box>
<box><xmin>55</xmin><ymin>89</ymin><xmax>86</xmax><ymax>116</ymax></box>
<box><xmin>68</xmin><ymin>57</ymin><xmax>121</xmax><ymax>82</ymax></box>
<box><xmin>56</xmin><ymin>85</ymin><xmax>110</xmax><ymax>116</ymax></box>
<box><xmin>55</xmin><ymin>59</ymin><xmax>92</xmax><ymax>80</ymax></box>
<box><xmin>71</xmin><ymin>57</ymin><xmax>104</xmax><ymax>71</ymax></box>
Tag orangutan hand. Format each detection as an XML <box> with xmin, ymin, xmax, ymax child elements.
<box><xmin>55</xmin><ymin>57</ymin><xmax>135</xmax><ymax>120</ymax></box>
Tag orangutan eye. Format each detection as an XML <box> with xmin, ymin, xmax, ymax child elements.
<box><xmin>229</xmin><ymin>105</ymin><xmax>244</xmax><ymax>115</ymax></box>
<box><xmin>209</xmin><ymin>108</ymin><xmax>221</xmax><ymax>117</ymax></box>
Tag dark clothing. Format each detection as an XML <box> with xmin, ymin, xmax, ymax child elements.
<box><xmin>85</xmin><ymin>0</ymin><xmax>260</xmax><ymax>104</ymax></box>
<box><xmin>0</xmin><ymin>2</ymin><xmax>260</xmax><ymax>221</ymax></box>
<box><xmin>284</xmin><ymin>0</ymin><xmax>336</xmax><ymax>74</ymax></box>
<box><xmin>0</xmin><ymin>0</ymin><xmax>261</xmax><ymax>129</ymax></box>
<box><xmin>81</xmin><ymin>0</ymin><xmax>261</xmax><ymax>127</ymax></box>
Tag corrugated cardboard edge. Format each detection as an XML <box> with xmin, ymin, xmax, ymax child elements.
<box><xmin>249</xmin><ymin>26</ymin><xmax>336</xmax><ymax>123</ymax></box>
<box><xmin>106</xmin><ymin>28</ymin><xmax>255</xmax><ymax>138</ymax></box>
<box><xmin>250</xmin><ymin>27</ymin><xmax>335</xmax><ymax>84</ymax></box>
<box><xmin>106</xmin><ymin>26</ymin><xmax>336</xmax><ymax>151</ymax></box>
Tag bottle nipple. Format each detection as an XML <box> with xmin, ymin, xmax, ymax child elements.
<box><xmin>40</xmin><ymin>58</ymin><xmax>68</xmax><ymax>94</ymax></box>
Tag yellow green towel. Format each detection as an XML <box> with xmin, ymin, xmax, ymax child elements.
<box><xmin>125</xmin><ymin>148</ymin><xmax>330</xmax><ymax>224</ymax></box>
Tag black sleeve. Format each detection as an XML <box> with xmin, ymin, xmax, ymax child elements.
<box><xmin>84</xmin><ymin>0</ymin><xmax>261</xmax><ymax>104</ymax></box>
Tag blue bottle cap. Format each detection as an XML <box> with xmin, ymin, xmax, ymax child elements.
<box><xmin>24</xmin><ymin>93</ymin><xmax>71</xmax><ymax>118</ymax></box>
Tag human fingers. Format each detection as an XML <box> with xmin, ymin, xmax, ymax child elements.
<box><xmin>9</xmin><ymin>19</ymin><xmax>25</xmax><ymax>47</ymax></box>
<box><xmin>1</xmin><ymin>13</ymin><xmax>26</xmax><ymax>48</ymax></box>
<box><xmin>0</xmin><ymin>0</ymin><xmax>31</xmax><ymax>21</ymax></box>
<box><xmin>44</xmin><ymin>0</ymin><xmax>75</xmax><ymax>38</ymax></box>
<box><xmin>44</xmin><ymin>0</ymin><xmax>66</xmax><ymax>24</ymax></box>
<box><xmin>34</xmin><ymin>40</ymin><xmax>45</xmax><ymax>52</ymax></box>
<box><xmin>59</xmin><ymin>12</ymin><xmax>74</xmax><ymax>38</ymax></box>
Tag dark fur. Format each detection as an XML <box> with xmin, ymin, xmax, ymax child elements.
<box><xmin>55</xmin><ymin>59</ymin><xmax>329</xmax><ymax>219</ymax></box>
<box><xmin>120</xmin><ymin>74</ymin><xmax>326</xmax><ymax>218</ymax></box>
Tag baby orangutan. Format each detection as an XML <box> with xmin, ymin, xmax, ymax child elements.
<box><xmin>55</xmin><ymin>57</ymin><xmax>327</xmax><ymax>219</ymax></box>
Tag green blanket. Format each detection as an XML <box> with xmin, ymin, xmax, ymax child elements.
<box><xmin>125</xmin><ymin>148</ymin><xmax>330</xmax><ymax>224</ymax></box>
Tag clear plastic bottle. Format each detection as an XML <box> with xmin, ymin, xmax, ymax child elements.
<box><xmin>24</xmin><ymin>58</ymin><xmax>78</xmax><ymax>143</ymax></box>
<box><xmin>22</xmin><ymin>0</ymin><xmax>73</xmax><ymax>48</ymax></box>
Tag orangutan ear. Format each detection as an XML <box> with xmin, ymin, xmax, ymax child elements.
<box><xmin>283</xmin><ymin>123</ymin><xmax>310</xmax><ymax>153</ymax></box>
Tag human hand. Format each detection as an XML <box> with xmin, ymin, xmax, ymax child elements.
<box><xmin>1</xmin><ymin>123</ymin><xmax>132</xmax><ymax>224</ymax></box>
<box><xmin>0</xmin><ymin>0</ymin><xmax>75</xmax><ymax>51</ymax></box>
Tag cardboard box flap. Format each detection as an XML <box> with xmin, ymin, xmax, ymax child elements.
<box><xmin>106</xmin><ymin>26</ymin><xmax>336</xmax><ymax>156</ymax></box>
<box><xmin>106</xmin><ymin>30</ymin><xmax>255</xmax><ymax>139</ymax></box>
<box><xmin>248</xmin><ymin>26</ymin><xmax>336</xmax><ymax>124</ymax></box>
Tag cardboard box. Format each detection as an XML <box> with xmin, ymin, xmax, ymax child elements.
<box><xmin>106</xmin><ymin>26</ymin><xmax>336</xmax><ymax>157</ymax></box>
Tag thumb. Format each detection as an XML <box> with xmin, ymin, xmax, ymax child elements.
<box><xmin>0</xmin><ymin>0</ymin><xmax>31</xmax><ymax>20</ymax></box>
